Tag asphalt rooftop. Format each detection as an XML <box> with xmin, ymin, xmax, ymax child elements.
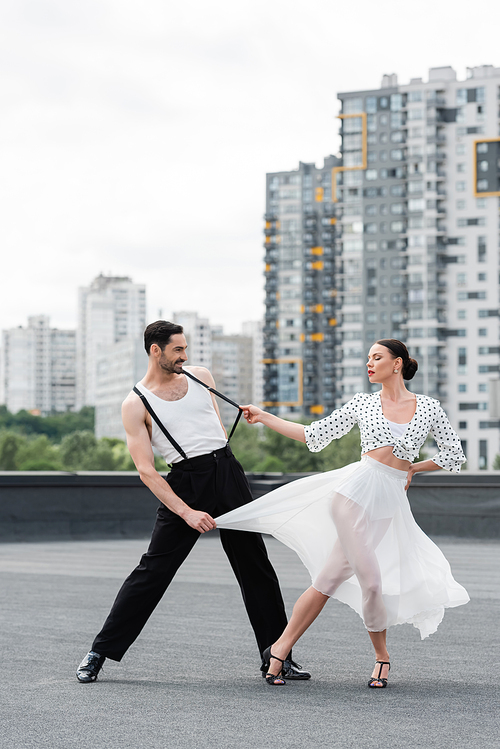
<box><xmin>1</xmin><ymin>534</ymin><xmax>499</xmax><ymax>748</ymax></box>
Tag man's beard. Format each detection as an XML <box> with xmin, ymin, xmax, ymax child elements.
<box><xmin>159</xmin><ymin>357</ymin><xmax>184</xmax><ymax>374</ymax></box>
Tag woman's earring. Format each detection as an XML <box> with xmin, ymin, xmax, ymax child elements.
<box><xmin>394</xmin><ymin>369</ymin><xmax>399</xmax><ymax>374</ymax></box>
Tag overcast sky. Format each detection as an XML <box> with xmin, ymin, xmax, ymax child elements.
<box><xmin>1</xmin><ymin>0</ymin><xmax>499</xmax><ymax>335</ymax></box>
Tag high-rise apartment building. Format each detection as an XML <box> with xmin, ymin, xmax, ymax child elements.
<box><xmin>264</xmin><ymin>65</ymin><xmax>500</xmax><ymax>469</ymax></box>
<box><xmin>1</xmin><ymin>316</ymin><xmax>76</xmax><ymax>414</ymax></box>
<box><xmin>336</xmin><ymin>65</ymin><xmax>500</xmax><ymax>470</ymax></box>
<box><xmin>77</xmin><ymin>274</ymin><xmax>146</xmax><ymax>408</ymax></box>
<box><xmin>263</xmin><ymin>157</ymin><xmax>341</xmax><ymax>418</ymax></box>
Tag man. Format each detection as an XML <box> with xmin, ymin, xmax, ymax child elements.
<box><xmin>77</xmin><ymin>320</ymin><xmax>310</xmax><ymax>683</ymax></box>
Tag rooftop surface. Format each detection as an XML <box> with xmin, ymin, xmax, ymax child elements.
<box><xmin>2</xmin><ymin>534</ymin><xmax>498</xmax><ymax>748</ymax></box>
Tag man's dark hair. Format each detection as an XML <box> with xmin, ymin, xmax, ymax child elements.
<box><xmin>144</xmin><ymin>321</ymin><xmax>184</xmax><ymax>354</ymax></box>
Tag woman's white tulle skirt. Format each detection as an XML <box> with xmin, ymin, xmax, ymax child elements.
<box><xmin>215</xmin><ymin>456</ymin><xmax>469</xmax><ymax>639</ymax></box>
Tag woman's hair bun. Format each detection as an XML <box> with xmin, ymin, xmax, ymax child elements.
<box><xmin>403</xmin><ymin>357</ymin><xmax>418</xmax><ymax>381</ymax></box>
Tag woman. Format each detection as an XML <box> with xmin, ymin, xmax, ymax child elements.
<box><xmin>215</xmin><ymin>339</ymin><xmax>469</xmax><ymax>688</ymax></box>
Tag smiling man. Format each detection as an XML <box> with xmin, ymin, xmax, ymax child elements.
<box><xmin>76</xmin><ymin>320</ymin><xmax>310</xmax><ymax>684</ymax></box>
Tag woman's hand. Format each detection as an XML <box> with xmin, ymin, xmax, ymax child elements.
<box><xmin>405</xmin><ymin>465</ymin><xmax>417</xmax><ymax>491</ymax></box>
<box><xmin>240</xmin><ymin>404</ymin><xmax>265</xmax><ymax>425</ymax></box>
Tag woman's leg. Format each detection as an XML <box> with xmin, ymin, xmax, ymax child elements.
<box><xmin>265</xmin><ymin>586</ymin><xmax>329</xmax><ymax>676</ymax></box>
<box><xmin>368</xmin><ymin>630</ymin><xmax>390</xmax><ymax>686</ymax></box>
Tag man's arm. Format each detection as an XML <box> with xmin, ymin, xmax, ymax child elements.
<box><xmin>122</xmin><ymin>392</ymin><xmax>216</xmax><ymax>532</ymax></box>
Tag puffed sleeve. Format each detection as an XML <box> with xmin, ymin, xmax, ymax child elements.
<box><xmin>429</xmin><ymin>405</ymin><xmax>466</xmax><ymax>473</ymax></box>
<box><xmin>304</xmin><ymin>394</ymin><xmax>360</xmax><ymax>453</ymax></box>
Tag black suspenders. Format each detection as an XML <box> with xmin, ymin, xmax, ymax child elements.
<box><xmin>133</xmin><ymin>370</ymin><xmax>243</xmax><ymax>461</ymax></box>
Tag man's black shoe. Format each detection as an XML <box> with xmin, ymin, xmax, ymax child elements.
<box><xmin>76</xmin><ymin>651</ymin><xmax>106</xmax><ymax>683</ymax></box>
<box><xmin>261</xmin><ymin>657</ymin><xmax>311</xmax><ymax>680</ymax></box>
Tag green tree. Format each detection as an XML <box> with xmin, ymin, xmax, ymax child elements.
<box><xmin>0</xmin><ymin>431</ymin><xmax>27</xmax><ymax>470</ymax></box>
<box><xmin>0</xmin><ymin>406</ymin><xmax>94</xmax><ymax>441</ymax></box>
<box><xmin>16</xmin><ymin>434</ymin><xmax>62</xmax><ymax>471</ymax></box>
<box><xmin>59</xmin><ymin>431</ymin><xmax>100</xmax><ymax>471</ymax></box>
<box><xmin>493</xmin><ymin>454</ymin><xmax>500</xmax><ymax>470</ymax></box>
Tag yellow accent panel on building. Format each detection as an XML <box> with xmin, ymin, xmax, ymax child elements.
<box><xmin>265</xmin><ymin>221</ymin><xmax>271</xmax><ymax>229</ymax></box>
<box><xmin>265</xmin><ymin>263</ymin><xmax>271</xmax><ymax>272</ymax></box>
<box><xmin>310</xmin><ymin>333</ymin><xmax>324</xmax><ymax>342</ymax></box>
<box><xmin>300</xmin><ymin>304</ymin><xmax>305</xmax><ymax>313</ymax></box>
<box><xmin>275</xmin><ymin>320</ymin><xmax>280</xmax><ymax>328</ymax></box>
<box><xmin>330</xmin><ymin>217</ymin><xmax>337</xmax><ymax>225</ymax></box>
<box><xmin>264</xmin><ymin>236</ymin><xmax>271</xmax><ymax>244</ymax></box>
<box><xmin>310</xmin><ymin>304</ymin><xmax>324</xmax><ymax>313</ymax></box>
<box><xmin>315</xmin><ymin>187</ymin><xmax>324</xmax><ymax>202</ymax></box>
<box><xmin>329</xmin><ymin>318</ymin><xmax>337</xmax><ymax>326</ymax></box>
<box><xmin>300</xmin><ymin>333</ymin><xmax>305</xmax><ymax>342</ymax></box>
<box><xmin>311</xmin><ymin>261</ymin><xmax>324</xmax><ymax>270</ymax></box>
<box><xmin>310</xmin><ymin>405</ymin><xmax>324</xmax><ymax>415</ymax></box>
<box><xmin>311</xmin><ymin>246</ymin><xmax>323</xmax><ymax>255</ymax></box>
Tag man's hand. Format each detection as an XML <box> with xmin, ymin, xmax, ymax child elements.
<box><xmin>181</xmin><ymin>508</ymin><xmax>217</xmax><ymax>533</ymax></box>
<box><xmin>241</xmin><ymin>404</ymin><xmax>265</xmax><ymax>425</ymax></box>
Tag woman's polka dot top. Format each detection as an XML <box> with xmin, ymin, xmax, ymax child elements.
<box><xmin>304</xmin><ymin>391</ymin><xmax>466</xmax><ymax>473</ymax></box>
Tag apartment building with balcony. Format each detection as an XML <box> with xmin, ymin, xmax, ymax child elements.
<box><xmin>336</xmin><ymin>65</ymin><xmax>500</xmax><ymax>469</ymax></box>
<box><xmin>263</xmin><ymin>157</ymin><xmax>342</xmax><ymax>418</ymax></box>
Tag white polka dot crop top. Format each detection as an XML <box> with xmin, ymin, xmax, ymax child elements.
<box><xmin>304</xmin><ymin>391</ymin><xmax>466</xmax><ymax>473</ymax></box>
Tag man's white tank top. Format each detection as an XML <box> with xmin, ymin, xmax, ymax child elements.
<box><xmin>134</xmin><ymin>373</ymin><xmax>227</xmax><ymax>463</ymax></box>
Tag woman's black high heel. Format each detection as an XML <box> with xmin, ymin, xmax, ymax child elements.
<box><xmin>262</xmin><ymin>646</ymin><xmax>286</xmax><ymax>686</ymax></box>
<box><xmin>368</xmin><ymin>661</ymin><xmax>390</xmax><ymax>688</ymax></box>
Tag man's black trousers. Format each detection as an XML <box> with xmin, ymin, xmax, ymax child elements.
<box><xmin>92</xmin><ymin>446</ymin><xmax>288</xmax><ymax>662</ymax></box>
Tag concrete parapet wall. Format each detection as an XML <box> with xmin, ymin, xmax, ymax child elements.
<box><xmin>0</xmin><ymin>471</ymin><xmax>499</xmax><ymax>541</ymax></box>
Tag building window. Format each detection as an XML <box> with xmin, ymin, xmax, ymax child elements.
<box><xmin>456</xmin><ymin>181</ymin><xmax>466</xmax><ymax>192</ymax></box>
<box><xmin>456</xmin><ymin>163</ymin><xmax>465</xmax><ymax>172</ymax></box>
<box><xmin>478</xmin><ymin>328</ymin><xmax>487</xmax><ymax>336</ymax></box>
<box><xmin>366</xmin><ymin>170</ymin><xmax>378</xmax><ymax>181</ymax></box>
<box><xmin>458</xmin><ymin>383</ymin><xmax>467</xmax><ymax>393</ymax></box>
<box><xmin>459</xmin><ymin>421</ymin><xmax>467</xmax><ymax>429</ymax></box>
<box><xmin>479</xmin><ymin>440</ymin><xmax>488</xmax><ymax>470</ymax></box>
<box><xmin>477</xmin><ymin>236</ymin><xmax>486</xmax><ymax>263</ymax></box>
<box><xmin>343</xmin><ymin>97</ymin><xmax>363</xmax><ymax>113</ymax></box>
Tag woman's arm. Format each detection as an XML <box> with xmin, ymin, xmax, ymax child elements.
<box><xmin>405</xmin><ymin>458</ymin><xmax>442</xmax><ymax>490</ymax></box>
<box><xmin>241</xmin><ymin>405</ymin><xmax>306</xmax><ymax>442</ymax></box>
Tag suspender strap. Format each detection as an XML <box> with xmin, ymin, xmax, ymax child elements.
<box><xmin>183</xmin><ymin>369</ymin><xmax>243</xmax><ymax>442</ymax></box>
<box><xmin>133</xmin><ymin>386</ymin><xmax>188</xmax><ymax>460</ymax></box>
<box><xmin>133</xmin><ymin>372</ymin><xmax>244</xmax><ymax>461</ymax></box>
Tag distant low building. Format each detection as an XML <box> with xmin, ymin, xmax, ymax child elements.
<box><xmin>77</xmin><ymin>274</ymin><xmax>146</xmax><ymax>409</ymax></box>
<box><xmin>94</xmin><ymin>337</ymin><xmax>148</xmax><ymax>440</ymax></box>
<box><xmin>1</xmin><ymin>315</ymin><xmax>76</xmax><ymax>414</ymax></box>
<box><xmin>211</xmin><ymin>332</ymin><xmax>253</xmax><ymax>429</ymax></box>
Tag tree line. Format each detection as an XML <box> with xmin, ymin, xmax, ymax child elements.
<box><xmin>0</xmin><ymin>406</ymin><xmax>363</xmax><ymax>473</ymax></box>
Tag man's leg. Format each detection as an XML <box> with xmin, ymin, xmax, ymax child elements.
<box><xmin>219</xmin><ymin>528</ymin><xmax>287</xmax><ymax>654</ymax></box>
<box><xmin>90</xmin><ymin>507</ymin><xmax>200</xmax><ymax>662</ymax></box>
<box><xmin>216</xmin><ymin>452</ymin><xmax>310</xmax><ymax>678</ymax></box>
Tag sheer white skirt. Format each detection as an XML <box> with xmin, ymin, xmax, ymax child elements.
<box><xmin>215</xmin><ymin>456</ymin><xmax>469</xmax><ymax>639</ymax></box>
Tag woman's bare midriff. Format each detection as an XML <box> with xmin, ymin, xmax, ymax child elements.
<box><xmin>363</xmin><ymin>446</ymin><xmax>411</xmax><ymax>471</ymax></box>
